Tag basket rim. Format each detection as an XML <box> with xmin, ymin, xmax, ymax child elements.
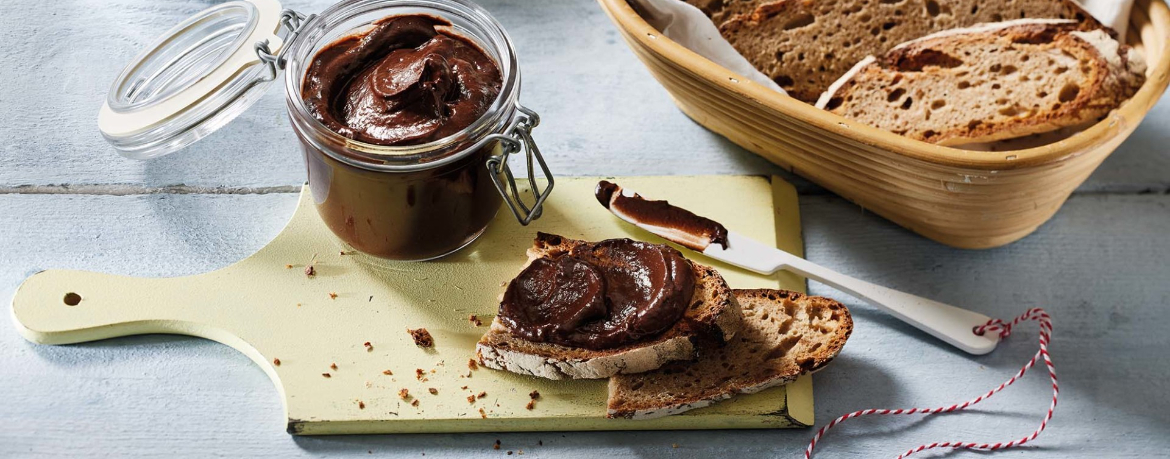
<box><xmin>599</xmin><ymin>0</ymin><xmax>1170</xmax><ymax>170</ymax></box>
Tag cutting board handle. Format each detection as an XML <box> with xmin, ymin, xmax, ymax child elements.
<box><xmin>11</xmin><ymin>269</ymin><xmax>224</xmax><ymax>345</ymax></box>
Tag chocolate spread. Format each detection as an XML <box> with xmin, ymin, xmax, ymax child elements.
<box><xmin>499</xmin><ymin>238</ymin><xmax>696</xmax><ymax>350</ymax></box>
<box><xmin>302</xmin><ymin>15</ymin><xmax>501</xmax><ymax>146</ymax></box>
<box><xmin>595</xmin><ymin>181</ymin><xmax>730</xmax><ymax>251</ymax></box>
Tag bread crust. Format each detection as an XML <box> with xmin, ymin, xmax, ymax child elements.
<box><xmin>475</xmin><ymin>233</ymin><xmax>742</xmax><ymax>380</ymax></box>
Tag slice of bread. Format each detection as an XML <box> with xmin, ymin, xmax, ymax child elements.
<box><xmin>717</xmin><ymin>0</ymin><xmax>1102</xmax><ymax>102</ymax></box>
<box><xmin>607</xmin><ymin>289</ymin><xmax>852</xmax><ymax>419</ymax></box>
<box><xmin>476</xmin><ymin>233</ymin><xmax>743</xmax><ymax>380</ymax></box>
<box><xmin>817</xmin><ymin>20</ymin><xmax>1147</xmax><ymax>145</ymax></box>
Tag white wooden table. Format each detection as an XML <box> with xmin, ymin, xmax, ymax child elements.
<box><xmin>2</xmin><ymin>1</ymin><xmax>1168</xmax><ymax>457</ymax></box>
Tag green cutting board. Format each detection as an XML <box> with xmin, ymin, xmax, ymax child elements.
<box><xmin>11</xmin><ymin>176</ymin><xmax>812</xmax><ymax>434</ymax></box>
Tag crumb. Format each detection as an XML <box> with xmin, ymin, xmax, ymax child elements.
<box><xmin>480</xmin><ymin>408</ymin><xmax>487</xmax><ymax>419</ymax></box>
<box><xmin>467</xmin><ymin>395</ymin><xmax>476</xmax><ymax>404</ymax></box>
<box><xmin>529</xmin><ymin>390</ymin><xmax>540</xmax><ymax>400</ymax></box>
<box><xmin>305</xmin><ymin>253</ymin><xmax>318</xmax><ymax>277</ymax></box>
<box><xmin>358</xmin><ymin>401</ymin><xmax>365</xmax><ymax>409</ymax></box>
<box><xmin>398</xmin><ymin>388</ymin><xmax>410</xmax><ymax>400</ymax></box>
<box><xmin>477</xmin><ymin>391</ymin><xmax>486</xmax><ymax>399</ymax></box>
<box><xmin>322</xmin><ymin>373</ymin><xmax>331</xmax><ymax>378</ymax></box>
<box><xmin>383</xmin><ymin>370</ymin><xmax>393</xmax><ymax>375</ymax></box>
<box><xmin>525</xmin><ymin>400</ymin><xmax>535</xmax><ymax>410</ymax></box>
<box><xmin>285</xmin><ymin>264</ymin><xmax>293</xmax><ymax>269</ymax></box>
<box><xmin>340</xmin><ymin>250</ymin><xmax>351</xmax><ymax>256</ymax></box>
<box><xmin>460</xmin><ymin>385</ymin><xmax>468</xmax><ymax>390</ymax></box>
<box><xmin>411</xmin><ymin>399</ymin><xmax>419</xmax><ymax>407</ymax></box>
<box><xmin>329</xmin><ymin>292</ymin><xmax>338</xmax><ymax>299</ymax></box>
<box><xmin>468</xmin><ymin>314</ymin><xmax>483</xmax><ymax>326</ymax></box>
<box><xmin>507</xmin><ymin>452</ymin><xmax>513</xmax><ymax>456</ymax></box>
<box><xmin>368</xmin><ymin>295</ymin><xmax>373</xmax><ymax>302</ymax></box>
<box><xmin>416</xmin><ymin>369</ymin><xmax>426</xmax><ymax>380</ymax></box>
<box><xmin>428</xmin><ymin>388</ymin><xmax>438</xmax><ymax>395</ymax></box>
<box><xmin>330</xmin><ymin>363</ymin><xmax>338</xmax><ymax>370</ymax></box>
<box><xmin>430</xmin><ymin>368</ymin><xmax>436</xmax><ymax>374</ymax></box>
<box><xmin>500</xmin><ymin>281</ymin><xmax>507</xmax><ymax>287</ymax></box>
<box><xmin>467</xmin><ymin>359</ymin><xmax>479</xmax><ymax>370</ymax></box>
<box><xmin>364</xmin><ymin>341</ymin><xmax>373</xmax><ymax>351</ymax></box>
<box><xmin>493</xmin><ymin>440</ymin><xmax>501</xmax><ymax>449</ymax></box>
<box><xmin>296</xmin><ymin>303</ymin><xmax>302</xmax><ymax>307</ymax></box>
<box><xmin>273</xmin><ymin>358</ymin><xmax>281</xmax><ymax>366</ymax></box>
<box><xmin>672</xmin><ymin>444</ymin><xmax>678</xmax><ymax>448</ymax></box>
<box><xmin>407</xmin><ymin>328</ymin><xmax>434</xmax><ymax>347</ymax></box>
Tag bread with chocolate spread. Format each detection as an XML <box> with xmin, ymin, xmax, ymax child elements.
<box><xmin>607</xmin><ymin>289</ymin><xmax>852</xmax><ymax>419</ymax></box>
<box><xmin>476</xmin><ymin>233</ymin><xmax>743</xmax><ymax>380</ymax></box>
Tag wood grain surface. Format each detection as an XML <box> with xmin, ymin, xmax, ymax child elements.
<box><xmin>2</xmin><ymin>0</ymin><xmax>1169</xmax><ymax>458</ymax></box>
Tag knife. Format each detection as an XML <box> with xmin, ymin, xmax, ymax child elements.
<box><xmin>596</xmin><ymin>181</ymin><xmax>1000</xmax><ymax>355</ymax></box>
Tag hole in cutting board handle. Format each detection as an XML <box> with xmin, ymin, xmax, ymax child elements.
<box><xmin>63</xmin><ymin>292</ymin><xmax>82</xmax><ymax>306</ymax></box>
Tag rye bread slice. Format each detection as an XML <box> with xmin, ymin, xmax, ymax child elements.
<box><xmin>717</xmin><ymin>0</ymin><xmax>1102</xmax><ymax>102</ymax></box>
<box><xmin>817</xmin><ymin>20</ymin><xmax>1147</xmax><ymax>145</ymax></box>
<box><xmin>476</xmin><ymin>233</ymin><xmax>743</xmax><ymax>380</ymax></box>
<box><xmin>607</xmin><ymin>289</ymin><xmax>852</xmax><ymax>419</ymax></box>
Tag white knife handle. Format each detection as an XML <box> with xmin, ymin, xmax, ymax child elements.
<box><xmin>779</xmin><ymin>255</ymin><xmax>1000</xmax><ymax>355</ymax></box>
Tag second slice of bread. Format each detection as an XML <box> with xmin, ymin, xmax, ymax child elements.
<box><xmin>476</xmin><ymin>233</ymin><xmax>743</xmax><ymax>380</ymax></box>
<box><xmin>607</xmin><ymin>289</ymin><xmax>852</xmax><ymax>419</ymax></box>
<box><xmin>817</xmin><ymin>20</ymin><xmax>1147</xmax><ymax>145</ymax></box>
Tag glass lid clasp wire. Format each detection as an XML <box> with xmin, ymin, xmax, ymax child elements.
<box><xmin>481</xmin><ymin>104</ymin><xmax>555</xmax><ymax>226</ymax></box>
<box><xmin>255</xmin><ymin>9</ymin><xmax>316</xmax><ymax>79</ymax></box>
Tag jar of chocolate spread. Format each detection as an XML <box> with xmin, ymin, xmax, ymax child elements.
<box><xmin>98</xmin><ymin>0</ymin><xmax>553</xmax><ymax>261</ymax></box>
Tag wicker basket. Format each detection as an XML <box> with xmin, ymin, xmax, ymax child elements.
<box><xmin>598</xmin><ymin>0</ymin><xmax>1170</xmax><ymax>249</ymax></box>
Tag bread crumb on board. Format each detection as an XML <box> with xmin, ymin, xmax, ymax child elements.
<box><xmin>364</xmin><ymin>341</ymin><xmax>373</xmax><ymax>351</ymax></box>
<box><xmin>428</xmin><ymin>388</ymin><xmax>438</xmax><ymax>395</ymax></box>
<box><xmin>525</xmin><ymin>400</ymin><xmax>536</xmax><ymax>410</ymax></box>
<box><xmin>382</xmin><ymin>369</ymin><xmax>393</xmax><ymax>375</ymax></box>
<box><xmin>480</xmin><ymin>408</ymin><xmax>488</xmax><ymax>419</ymax></box>
<box><xmin>493</xmin><ymin>440</ymin><xmax>501</xmax><ymax>449</ymax></box>
<box><xmin>408</xmin><ymin>328</ymin><xmax>434</xmax><ymax>347</ymax></box>
<box><xmin>529</xmin><ymin>390</ymin><xmax>540</xmax><ymax>400</ymax></box>
<box><xmin>272</xmin><ymin>358</ymin><xmax>281</xmax><ymax>366</ymax></box>
<box><xmin>411</xmin><ymin>399</ymin><xmax>420</xmax><ymax>407</ymax></box>
<box><xmin>398</xmin><ymin>388</ymin><xmax>410</xmax><ymax>400</ymax></box>
<box><xmin>468</xmin><ymin>314</ymin><xmax>483</xmax><ymax>326</ymax></box>
<box><xmin>467</xmin><ymin>395</ymin><xmax>476</xmax><ymax>404</ymax></box>
<box><xmin>322</xmin><ymin>373</ymin><xmax>331</xmax><ymax>378</ymax></box>
<box><xmin>477</xmin><ymin>391</ymin><xmax>487</xmax><ymax>399</ymax></box>
<box><xmin>330</xmin><ymin>363</ymin><xmax>338</xmax><ymax>370</ymax></box>
<box><xmin>358</xmin><ymin>400</ymin><xmax>365</xmax><ymax>409</ymax></box>
<box><xmin>329</xmin><ymin>292</ymin><xmax>338</xmax><ymax>299</ymax></box>
<box><xmin>467</xmin><ymin>358</ymin><xmax>479</xmax><ymax>370</ymax></box>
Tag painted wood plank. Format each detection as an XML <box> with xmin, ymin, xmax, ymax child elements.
<box><xmin>2</xmin><ymin>192</ymin><xmax>1168</xmax><ymax>457</ymax></box>
<box><xmin>1</xmin><ymin>0</ymin><xmax>1165</xmax><ymax>193</ymax></box>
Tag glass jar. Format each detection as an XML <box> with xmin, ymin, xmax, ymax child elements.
<box><xmin>98</xmin><ymin>0</ymin><xmax>553</xmax><ymax>261</ymax></box>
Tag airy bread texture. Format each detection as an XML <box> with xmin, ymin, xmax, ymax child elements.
<box><xmin>476</xmin><ymin>233</ymin><xmax>743</xmax><ymax>380</ymax></box>
<box><xmin>817</xmin><ymin>20</ymin><xmax>1147</xmax><ymax>145</ymax></box>
<box><xmin>607</xmin><ymin>289</ymin><xmax>852</xmax><ymax>419</ymax></box>
<box><xmin>713</xmin><ymin>0</ymin><xmax>1101</xmax><ymax>102</ymax></box>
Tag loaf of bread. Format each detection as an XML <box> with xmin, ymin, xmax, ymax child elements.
<box><xmin>476</xmin><ymin>233</ymin><xmax>743</xmax><ymax>380</ymax></box>
<box><xmin>710</xmin><ymin>0</ymin><xmax>1101</xmax><ymax>102</ymax></box>
<box><xmin>817</xmin><ymin>19</ymin><xmax>1147</xmax><ymax>145</ymax></box>
<box><xmin>607</xmin><ymin>289</ymin><xmax>852</xmax><ymax>419</ymax></box>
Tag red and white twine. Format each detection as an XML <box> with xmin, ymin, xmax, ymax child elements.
<box><xmin>805</xmin><ymin>308</ymin><xmax>1056</xmax><ymax>458</ymax></box>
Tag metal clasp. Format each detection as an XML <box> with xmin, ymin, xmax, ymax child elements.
<box><xmin>255</xmin><ymin>10</ymin><xmax>315</xmax><ymax>80</ymax></box>
<box><xmin>483</xmin><ymin>105</ymin><xmax>554</xmax><ymax>225</ymax></box>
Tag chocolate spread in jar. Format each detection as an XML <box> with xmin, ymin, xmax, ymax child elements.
<box><xmin>595</xmin><ymin>180</ymin><xmax>730</xmax><ymax>251</ymax></box>
<box><xmin>296</xmin><ymin>14</ymin><xmax>506</xmax><ymax>260</ymax></box>
<box><xmin>498</xmin><ymin>237</ymin><xmax>696</xmax><ymax>350</ymax></box>
<box><xmin>302</xmin><ymin>15</ymin><xmax>501</xmax><ymax>146</ymax></box>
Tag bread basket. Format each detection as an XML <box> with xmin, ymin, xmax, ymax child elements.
<box><xmin>598</xmin><ymin>0</ymin><xmax>1170</xmax><ymax>249</ymax></box>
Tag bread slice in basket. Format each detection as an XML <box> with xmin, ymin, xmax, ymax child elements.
<box><xmin>476</xmin><ymin>233</ymin><xmax>743</xmax><ymax>380</ymax></box>
<box><xmin>607</xmin><ymin>289</ymin><xmax>852</xmax><ymax>420</ymax></box>
<box><xmin>716</xmin><ymin>0</ymin><xmax>1101</xmax><ymax>102</ymax></box>
<box><xmin>816</xmin><ymin>20</ymin><xmax>1147</xmax><ymax>145</ymax></box>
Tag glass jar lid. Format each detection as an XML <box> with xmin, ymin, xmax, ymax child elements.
<box><xmin>98</xmin><ymin>0</ymin><xmax>286</xmax><ymax>159</ymax></box>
